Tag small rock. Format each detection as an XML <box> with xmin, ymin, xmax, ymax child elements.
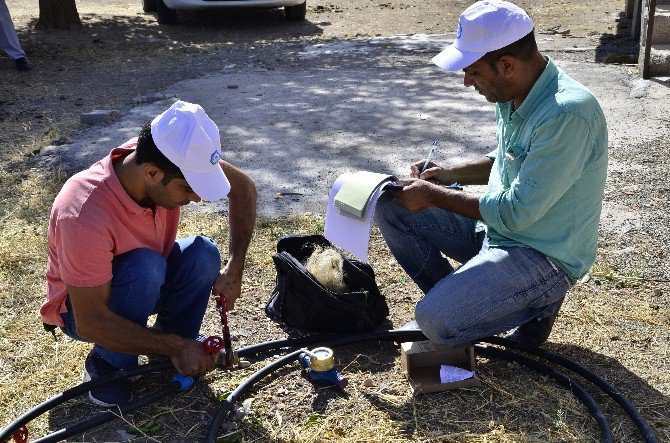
<box><xmin>232</xmin><ymin>404</ymin><xmax>247</xmax><ymax>420</ymax></box>
<box><xmin>629</xmin><ymin>79</ymin><xmax>651</xmax><ymax>99</ymax></box>
<box><xmin>547</xmin><ymin>26</ymin><xmax>570</xmax><ymax>35</ymax></box>
<box><xmin>133</xmin><ymin>92</ymin><xmax>169</xmax><ymax>104</ymax></box>
<box><xmin>652</xmin><ymin>288</ymin><xmax>661</xmax><ymax>297</ymax></box>
<box><xmin>363</xmin><ymin>378</ymin><xmax>375</xmax><ymax>387</ymax></box>
<box><xmin>80</xmin><ymin>109</ymin><xmax>120</xmax><ymax>125</ymax></box>
<box><xmin>227</xmin><ymin>84</ymin><xmax>239</xmax><ymax>89</ymax></box>
<box><xmin>237</xmin><ymin>359</ymin><xmax>251</xmax><ymax>369</ymax></box>
<box><xmin>52</xmin><ymin>136</ymin><xmax>70</xmax><ymax>146</ymax></box>
<box><xmin>241</xmin><ymin>398</ymin><xmax>254</xmax><ymax>413</ymax></box>
<box><xmin>39</xmin><ymin>145</ymin><xmax>63</xmax><ymax>156</ymax></box>
<box><xmin>610</xmin><ymin>246</ymin><xmax>635</xmax><ymax>258</ymax></box>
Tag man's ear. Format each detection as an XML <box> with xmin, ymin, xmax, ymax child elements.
<box><xmin>143</xmin><ymin>163</ymin><xmax>164</xmax><ymax>183</ymax></box>
<box><xmin>497</xmin><ymin>55</ymin><xmax>515</xmax><ymax>78</ymax></box>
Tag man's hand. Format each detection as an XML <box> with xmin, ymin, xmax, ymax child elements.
<box><xmin>389</xmin><ymin>178</ymin><xmax>484</xmax><ymax>220</ymax></box>
<box><xmin>388</xmin><ymin>178</ymin><xmax>439</xmax><ymax>212</ymax></box>
<box><xmin>410</xmin><ymin>156</ymin><xmax>494</xmax><ymax>186</ymax></box>
<box><xmin>212</xmin><ymin>264</ymin><xmax>243</xmax><ymax>311</ymax></box>
<box><xmin>169</xmin><ymin>337</ymin><xmax>217</xmax><ymax>376</ymax></box>
<box><xmin>68</xmin><ymin>283</ymin><xmax>219</xmax><ymax>375</ymax></box>
<box><xmin>410</xmin><ymin>160</ymin><xmax>455</xmax><ymax>184</ymax></box>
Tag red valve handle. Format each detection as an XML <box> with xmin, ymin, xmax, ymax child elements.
<box><xmin>13</xmin><ymin>426</ymin><xmax>28</xmax><ymax>443</ymax></box>
<box><xmin>203</xmin><ymin>335</ymin><xmax>224</xmax><ymax>354</ymax></box>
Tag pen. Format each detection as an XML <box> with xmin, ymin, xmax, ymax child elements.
<box><xmin>420</xmin><ymin>142</ymin><xmax>438</xmax><ymax>174</ymax></box>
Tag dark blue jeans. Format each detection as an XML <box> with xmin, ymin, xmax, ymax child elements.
<box><xmin>375</xmin><ymin>192</ymin><xmax>572</xmax><ymax>345</ymax></box>
<box><xmin>60</xmin><ymin>235</ymin><xmax>221</xmax><ymax>369</ymax></box>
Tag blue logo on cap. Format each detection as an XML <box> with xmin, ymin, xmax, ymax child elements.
<box><xmin>457</xmin><ymin>22</ymin><xmax>462</xmax><ymax>38</ymax></box>
<box><xmin>210</xmin><ymin>150</ymin><xmax>222</xmax><ymax>165</ymax></box>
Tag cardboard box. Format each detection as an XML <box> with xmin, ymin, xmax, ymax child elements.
<box><xmin>401</xmin><ymin>341</ymin><xmax>480</xmax><ymax>394</ymax></box>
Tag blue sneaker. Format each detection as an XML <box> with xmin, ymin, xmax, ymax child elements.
<box><xmin>81</xmin><ymin>349</ymin><xmax>132</xmax><ymax>407</ymax></box>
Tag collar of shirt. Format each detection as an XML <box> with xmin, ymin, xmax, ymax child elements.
<box><xmin>102</xmin><ymin>144</ymin><xmax>154</xmax><ymax>216</ymax></box>
<box><xmin>514</xmin><ymin>56</ymin><xmax>558</xmax><ymax>120</ymax></box>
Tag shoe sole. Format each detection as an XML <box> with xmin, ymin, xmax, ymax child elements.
<box><xmin>81</xmin><ymin>369</ymin><xmax>117</xmax><ymax>408</ymax></box>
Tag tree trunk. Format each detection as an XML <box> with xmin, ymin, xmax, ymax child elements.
<box><xmin>38</xmin><ymin>0</ymin><xmax>82</xmax><ymax>30</ymax></box>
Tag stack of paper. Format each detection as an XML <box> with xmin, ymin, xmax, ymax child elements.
<box><xmin>325</xmin><ymin>171</ymin><xmax>396</xmax><ymax>261</ymax></box>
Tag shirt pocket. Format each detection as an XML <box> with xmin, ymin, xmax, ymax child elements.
<box><xmin>503</xmin><ymin>144</ymin><xmax>528</xmax><ymax>184</ymax></box>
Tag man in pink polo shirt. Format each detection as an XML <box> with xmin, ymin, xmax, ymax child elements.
<box><xmin>41</xmin><ymin>101</ymin><xmax>257</xmax><ymax>407</ymax></box>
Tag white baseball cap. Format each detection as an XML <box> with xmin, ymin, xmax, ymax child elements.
<box><xmin>150</xmin><ymin>100</ymin><xmax>231</xmax><ymax>202</ymax></box>
<box><xmin>432</xmin><ymin>0</ymin><xmax>534</xmax><ymax>71</ymax></box>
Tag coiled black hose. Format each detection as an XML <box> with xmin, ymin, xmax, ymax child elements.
<box><xmin>485</xmin><ymin>336</ymin><xmax>659</xmax><ymax>443</ymax></box>
<box><xmin>475</xmin><ymin>344</ymin><xmax>612</xmax><ymax>443</ymax></box>
<box><xmin>0</xmin><ymin>360</ymin><xmax>172</xmax><ymax>443</ymax></box>
<box><xmin>205</xmin><ymin>331</ymin><xmax>616</xmax><ymax>443</ymax></box>
<box><xmin>1</xmin><ymin>329</ymin><xmax>659</xmax><ymax>443</ymax></box>
<box><xmin>205</xmin><ymin>349</ymin><xmax>305</xmax><ymax>443</ymax></box>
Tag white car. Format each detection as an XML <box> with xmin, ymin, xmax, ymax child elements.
<box><xmin>143</xmin><ymin>0</ymin><xmax>307</xmax><ymax>24</ymax></box>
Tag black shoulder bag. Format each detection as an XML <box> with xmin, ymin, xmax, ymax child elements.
<box><xmin>265</xmin><ymin>234</ymin><xmax>389</xmax><ymax>332</ymax></box>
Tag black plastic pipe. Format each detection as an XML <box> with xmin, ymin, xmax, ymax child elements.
<box><xmin>475</xmin><ymin>344</ymin><xmax>613</xmax><ymax>443</ymax></box>
<box><xmin>0</xmin><ymin>361</ymin><xmax>172</xmax><ymax>443</ymax></box>
<box><xmin>207</xmin><ymin>331</ymin><xmax>615</xmax><ymax>443</ymax></box>
<box><xmin>205</xmin><ymin>349</ymin><xmax>305</xmax><ymax>443</ymax></box>
<box><xmin>1</xmin><ymin>329</ymin><xmax>658</xmax><ymax>443</ymax></box>
<box><xmin>33</xmin><ymin>381</ymin><xmax>181</xmax><ymax>443</ymax></box>
<box><xmin>485</xmin><ymin>336</ymin><xmax>659</xmax><ymax>443</ymax></box>
<box><xmin>236</xmin><ymin>331</ymin><xmax>657</xmax><ymax>442</ymax></box>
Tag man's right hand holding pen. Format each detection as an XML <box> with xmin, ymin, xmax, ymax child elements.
<box><xmin>409</xmin><ymin>156</ymin><xmax>493</xmax><ymax>187</ymax></box>
<box><xmin>386</xmin><ymin>150</ymin><xmax>495</xmax><ymax>220</ymax></box>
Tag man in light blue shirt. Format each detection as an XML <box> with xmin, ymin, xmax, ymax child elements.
<box><xmin>375</xmin><ymin>0</ymin><xmax>607</xmax><ymax>346</ymax></box>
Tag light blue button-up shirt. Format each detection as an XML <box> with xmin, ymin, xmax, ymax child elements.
<box><xmin>478</xmin><ymin>57</ymin><xmax>608</xmax><ymax>281</ymax></box>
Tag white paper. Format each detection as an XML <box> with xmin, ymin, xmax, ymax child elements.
<box><xmin>324</xmin><ymin>173</ymin><xmax>384</xmax><ymax>261</ymax></box>
<box><xmin>439</xmin><ymin>365</ymin><xmax>475</xmax><ymax>384</ymax></box>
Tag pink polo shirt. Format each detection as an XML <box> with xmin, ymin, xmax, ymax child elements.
<box><xmin>41</xmin><ymin>139</ymin><xmax>180</xmax><ymax>326</ymax></box>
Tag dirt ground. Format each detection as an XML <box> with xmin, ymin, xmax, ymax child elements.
<box><xmin>1</xmin><ymin>0</ymin><xmax>634</xmax><ymax>156</ymax></box>
<box><xmin>1</xmin><ymin>0</ymin><xmax>669</xmax><ymax>442</ymax></box>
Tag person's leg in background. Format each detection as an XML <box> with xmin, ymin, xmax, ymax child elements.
<box><xmin>0</xmin><ymin>0</ymin><xmax>31</xmax><ymax>70</ymax></box>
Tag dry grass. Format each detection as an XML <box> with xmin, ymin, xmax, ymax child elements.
<box><xmin>1</xmin><ymin>1</ymin><xmax>666</xmax><ymax>440</ymax></box>
<box><xmin>0</xmin><ymin>94</ymin><xmax>668</xmax><ymax>443</ymax></box>
<box><xmin>0</xmin><ymin>159</ymin><xmax>668</xmax><ymax>442</ymax></box>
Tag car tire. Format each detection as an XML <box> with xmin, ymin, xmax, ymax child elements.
<box><xmin>285</xmin><ymin>1</ymin><xmax>306</xmax><ymax>21</ymax></box>
<box><xmin>157</xmin><ymin>0</ymin><xmax>177</xmax><ymax>24</ymax></box>
<box><xmin>142</xmin><ymin>0</ymin><xmax>157</xmax><ymax>12</ymax></box>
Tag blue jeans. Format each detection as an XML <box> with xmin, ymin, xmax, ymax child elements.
<box><xmin>375</xmin><ymin>193</ymin><xmax>572</xmax><ymax>345</ymax></box>
<box><xmin>60</xmin><ymin>235</ymin><xmax>221</xmax><ymax>369</ymax></box>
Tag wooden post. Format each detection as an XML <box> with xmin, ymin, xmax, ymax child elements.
<box><xmin>639</xmin><ymin>0</ymin><xmax>658</xmax><ymax>79</ymax></box>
